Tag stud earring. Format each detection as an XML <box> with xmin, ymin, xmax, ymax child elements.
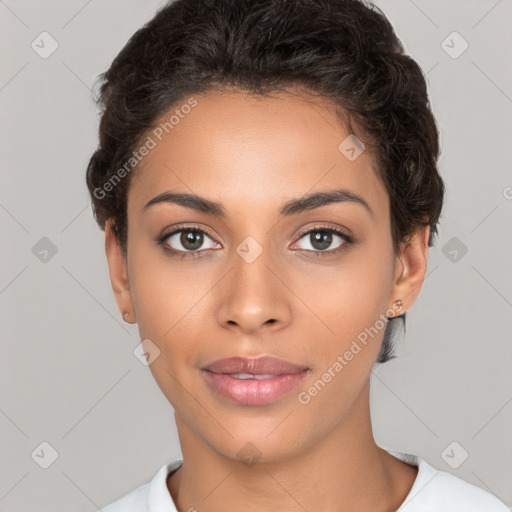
<box><xmin>388</xmin><ymin>299</ymin><xmax>405</xmax><ymax>318</ymax></box>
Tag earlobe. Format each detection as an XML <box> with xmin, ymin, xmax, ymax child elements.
<box><xmin>105</xmin><ymin>219</ymin><xmax>136</xmax><ymax>324</ymax></box>
<box><xmin>389</xmin><ymin>225</ymin><xmax>430</xmax><ymax>314</ymax></box>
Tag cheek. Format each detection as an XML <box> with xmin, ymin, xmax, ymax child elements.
<box><xmin>128</xmin><ymin>247</ymin><xmax>199</xmax><ymax>336</ymax></box>
<box><xmin>127</xmin><ymin>249</ymin><xmax>213</xmax><ymax>371</ymax></box>
<box><xmin>297</xmin><ymin>247</ymin><xmax>393</xmax><ymax>334</ymax></box>
<box><xmin>295</xmin><ymin>248</ymin><xmax>395</xmax><ymax>378</ymax></box>
<box><xmin>338</xmin><ymin>235</ymin><xmax>396</xmax><ymax>320</ymax></box>
<box><xmin>129</xmin><ymin>259</ymin><xmax>205</xmax><ymax>404</ymax></box>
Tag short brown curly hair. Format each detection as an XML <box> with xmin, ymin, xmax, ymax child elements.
<box><xmin>85</xmin><ymin>0</ymin><xmax>445</xmax><ymax>363</ymax></box>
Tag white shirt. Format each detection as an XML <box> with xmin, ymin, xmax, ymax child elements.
<box><xmin>101</xmin><ymin>450</ymin><xmax>510</xmax><ymax>511</ymax></box>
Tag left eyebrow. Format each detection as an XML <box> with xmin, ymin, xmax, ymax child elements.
<box><xmin>143</xmin><ymin>188</ymin><xmax>374</xmax><ymax>219</ymax></box>
<box><xmin>279</xmin><ymin>188</ymin><xmax>374</xmax><ymax>219</ymax></box>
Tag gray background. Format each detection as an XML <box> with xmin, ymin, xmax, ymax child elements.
<box><xmin>1</xmin><ymin>0</ymin><xmax>511</xmax><ymax>510</ymax></box>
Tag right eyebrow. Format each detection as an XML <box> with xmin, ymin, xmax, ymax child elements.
<box><xmin>143</xmin><ymin>191</ymin><xmax>226</xmax><ymax>216</ymax></box>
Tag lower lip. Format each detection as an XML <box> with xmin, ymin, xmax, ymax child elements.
<box><xmin>202</xmin><ymin>370</ymin><xmax>308</xmax><ymax>406</ymax></box>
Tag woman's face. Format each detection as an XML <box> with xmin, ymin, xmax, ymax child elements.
<box><xmin>106</xmin><ymin>90</ymin><xmax>428</xmax><ymax>462</ymax></box>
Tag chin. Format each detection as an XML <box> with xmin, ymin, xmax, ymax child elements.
<box><xmin>203</xmin><ymin>426</ymin><xmax>313</xmax><ymax>466</ymax></box>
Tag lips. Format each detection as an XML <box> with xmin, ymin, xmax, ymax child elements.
<box><xmin>203</xmin><ymin>356</ymin><xmax>308</xmax><ymax>375</ymax></box>
<box><xmin>201</xmin><ymin>356</ymin><xmax>309</xmax><ymax>406</ymax></box>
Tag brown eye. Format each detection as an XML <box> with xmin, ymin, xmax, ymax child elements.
<box><xmin>177</xmin><ymin>230</ymin><xmax>204</xmax><ymax>251</ymax></box>
<box><xmin>165</xmin><ymin>229</ymin><xmax>217</xmax><ymax>252</ymax></box>
<box><xmin>295</xmin><ymin>228</ymin><xmax>350</xmax><ymax>252</ymax></box>
<box><xmin>158</xmin><ymin>226</ymin><xmax>220</xmax><ymax>257</ymax></box>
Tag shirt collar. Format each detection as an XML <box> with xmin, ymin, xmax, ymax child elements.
<box><xmin>147</xmin><ymin>458</ymin><xmax>183</xmax><ymax>512</ymax></box>
<box><xmin>146</xmin><ymin>450</ymin><xmax>428</xmax><ymax>511</ymax></box>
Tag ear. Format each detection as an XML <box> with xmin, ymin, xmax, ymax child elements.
<box><xmin>105</xmin><ymin>219</ymin><xmax>136</xmax><ymax>324</ymax></box>
<box><xmin>388</xmin><ymin>225</ymin><xmax>430</xmax><ymax>317</ymax></box>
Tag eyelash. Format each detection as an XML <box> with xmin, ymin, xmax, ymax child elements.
<box><xmin>156</xmin><ymin>223</ymin><xmax>354</xmax><ymax>260</ymax></box>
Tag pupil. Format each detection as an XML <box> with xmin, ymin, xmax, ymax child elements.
<box><xmin>181</xmin><ymin>231</ymin><xmax>203</xmax><ymax>250</ymax></box>
<box><xmin>311</xmin><ymin>231</ymin><xmax>331</xmax><ymax>250</ymax></box>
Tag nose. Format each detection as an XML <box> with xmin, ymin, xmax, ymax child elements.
<box><xmin>215</xmin><ymin>244</ymin><xmax>293</xmax><ymax>335</ymax></box>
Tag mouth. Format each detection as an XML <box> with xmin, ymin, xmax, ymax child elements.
<box><xmin>201</xmin><ymin>356</ymin><xmax>310</xmax><ymax>406</ymax></box>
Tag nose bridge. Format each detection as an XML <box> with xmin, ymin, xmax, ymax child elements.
<box><xmin>234</xmin><ymin>237</ymin><xmax>274</xmax><ymax>296</ymax></box>
<box><xmin>216</xmin><ymin>234</ymin><xmax>292</xmax><ymax>332</ymax></box>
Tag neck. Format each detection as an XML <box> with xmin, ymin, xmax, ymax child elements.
<box><xmin>167</xmin><ymin>381</ymin><xmax>417</xmax><ymax>512</ymax></box>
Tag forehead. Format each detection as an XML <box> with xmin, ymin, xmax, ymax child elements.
<box><xmin>128</xmin><ymin>90</ymin><xmax>388</xmax><ymax>220</ymax></box>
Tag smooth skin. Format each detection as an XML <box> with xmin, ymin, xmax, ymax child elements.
<box><xmin>105</xmin><ymin>90</ymin><xmax>429</xmax><ymax>512</ymax></box>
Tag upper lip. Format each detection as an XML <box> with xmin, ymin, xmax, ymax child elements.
<box><xmin>202</xmin><ymin>356</ymin><xmax>309</xmax><ymax>375</ymax></box>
